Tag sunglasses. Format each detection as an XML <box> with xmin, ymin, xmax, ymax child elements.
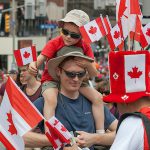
<box><xmin>61</xmin><ymin>68</ymin><xmax>86</xmax><ymax>79</ymax></box>
<box><xmin>61</xmin><ymin>28</ymin><xmax>81</xmax><ymax>39</ymax></box>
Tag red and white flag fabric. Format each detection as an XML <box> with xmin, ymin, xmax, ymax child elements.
<box><xmin>143</xmin><ymin>22</ymin><xmax>150</xmax><ymax>45</ymax></box>
<box><xmin>45</xmin><ymin>121</ymin><xmax>63</xmax><ymax>150</ymax></box>
<box><xmin>14</xmin><ymin>46</ymin><xmax>37</xmax><ymax>66</ymax></box>
<box><xmin>80</xmin><ymin>17</ymin><xmax>106</xmax><ymax>43</ymax></box>
<box><xmin>45</xmin><ymin>116</ymin><xmax>73</xmax><ymax>150</ymax></box>
<box><xmin>130</xmin><ymin>15</ymin><xmax>148</xmax><ymax>48</ymax></box>
<box><xmin>116</xmin><ymin>0</ymin><xmax>142</xmax><ymax>21</ymax></box>
<box><xmin>0</xmin><ymin>77</ymin><xmax>44</xmax><ymax>150</ymax></box>
<box><xmin>0</xmin><ymin>124</ymin><xmax>16</xmax><ymax>150</ymax></box>
<box><xmin>102</xmin><ymin>15</ymin><xmax>112</xmax><ymax>35</ymax></box>
<box><xmin>116</xmin><ymin>0</ymin><xmax>127</xmax><ymax>21</ymax></box>
<box><xmin>107</xmin><ymin>24</ymin><xmax>123</xmax><ymax>51</ymax></box>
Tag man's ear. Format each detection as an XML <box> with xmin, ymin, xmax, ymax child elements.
<box><xmin>56</xmin><ymin>67</ymin><xmax>60</xmax><ymax>77</ymax></box>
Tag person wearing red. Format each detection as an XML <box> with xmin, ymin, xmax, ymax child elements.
<box><xmin>103</xmin><ymin>51</ymin><xmax>150</xmax><ymax>150</ymax></box>
<box><xmin>29</xmin><ymin>9</ymin><xmax>104</xmax><ymax>134</ymax></box>
<box><xmin>76</xmin><ymin>51</ymin><xmax>150</xmax><ymax>150</ymax></box>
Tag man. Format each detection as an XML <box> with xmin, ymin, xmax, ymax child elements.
<box><xmin>103</xmin><ymin>51</ymin><xmax>150</xmax><ymax>150</ymax></box>
<box><xmin>77</xmin><ymin>51</ymin><xmax>150</xmax><ymax>149</ymax></box>
<box><xmin>23</xmin><ymin>46</ymin><xmax>117</xmax><ymax>149</ymax></box>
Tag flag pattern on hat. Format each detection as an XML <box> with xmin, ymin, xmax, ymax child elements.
<box><xmin>104</xmin><ymin>51</ymin><xmax>150</xmax><ymax>103</ymax></box>
<box><xmin>45</xmin><ymin>116</ymin><xmax>73</xmax><ymax>150</ymax></box>
<box><xmin>14</xmin><ymin>46</ymin><xmax>37</xmax><ymax>66</ymax></box>
<box><xmin>80</xmin><ymin>17</ymin><xmax>106</xmax><ymax>43</ymax></box>
<box><xmin>0</xmin><ymin>77</ymin><xmax>44</xmax><ymax>150</ymax></box>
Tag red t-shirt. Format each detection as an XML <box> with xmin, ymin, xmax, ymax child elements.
<box><xmin>41</xmin><ymin>36</ymin><xmax>94</xmax><ymax>83</ymax></box>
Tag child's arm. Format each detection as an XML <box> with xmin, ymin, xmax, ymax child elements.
<box><xmin>43</xmin><ymin>88</ymin><xmax>58</xmax><ymax>132</ymax></box>
<box><xmin>29</xmin><ymin>54</ymin><xmax>47</xmax><ymax>75</ymax></box>
<box><xmin>79</xmin><ymin>86</ymin><xmax>104</xmax><ymax>133</ymax></box>
<box><xmin>74</xmin><ymin>58</ymin><xmax>98</xmax><ymax>78</ymax></box>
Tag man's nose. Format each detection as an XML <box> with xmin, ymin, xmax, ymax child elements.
<box><xmin>73</xmin><ymin>75</ymin><xmax>79</xmax><ymax>81</ymax></box>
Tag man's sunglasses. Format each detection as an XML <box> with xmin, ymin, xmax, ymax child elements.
<box><xmin>61</xmin><ymin>28</ymin><xmax>81</xmax><ymax>39</ymax></box>
<box><xmin>61</xmin><ymin>68</ymin><xmax>86</xmax><ymax>78</ymax></box>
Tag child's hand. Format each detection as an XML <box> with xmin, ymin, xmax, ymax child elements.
<box><xmin>74</xmin><ymin>57</ymin><xmax>91</xmax><ymax>69</ymax></box>
<box><xmin>29</xmin><ymin>62</ymin><xmax>38</xmax><ymax>75</ymax></box>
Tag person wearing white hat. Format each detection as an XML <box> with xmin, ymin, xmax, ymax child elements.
<box><xmin>29</xmin><ymin>9</ymin><xmax>105</xmax><ymax>135</ymax></box>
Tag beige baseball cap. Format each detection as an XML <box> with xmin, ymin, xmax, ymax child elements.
<box><xmin>58</xmin><ymin>9</ymin><xmax>90</xmax><ymax>27</ymax></box>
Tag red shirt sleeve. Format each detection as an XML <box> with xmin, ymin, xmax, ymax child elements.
<box><xmin>80</xmin><ymin>40</ymin><xmax>94</xmax><ymax>59</ymax></box>
<box><xmin>41</xmin><ymin>36</ymin><xmax>65</xmax><ymax>59</ymax></box>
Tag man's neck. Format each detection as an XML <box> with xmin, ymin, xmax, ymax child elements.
<box><xmin>60</xmin><ymin>88</ymin><xmax>79</xmax><ymax>99</ymax></box>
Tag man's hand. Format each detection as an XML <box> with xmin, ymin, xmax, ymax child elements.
<box><xmin>76</xmin><ymin>131</ymin><xmax>96</xmax><ymax>148</ymax></box>
<box><xmin>63</xmin><ymin>144</ymin><xmax>78</xmax><ymax>150</ymax></box>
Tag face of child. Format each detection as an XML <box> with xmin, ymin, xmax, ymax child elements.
<box><xmin>61</xmin><ymin>22</ymin><xmax>81</xmax><ymax>46</ymax></box>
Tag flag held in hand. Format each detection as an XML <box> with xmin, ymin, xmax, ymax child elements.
<box><xmin>45</xmin><ymin>116</ymin><xmax>73</xmax><ymax>150</ymax></box>
<box><xmin>14</xmin><ymin>46</ymin><xmax>37</xmax><ymax>66</ymax></box>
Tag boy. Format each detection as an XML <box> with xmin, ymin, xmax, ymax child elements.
<box><xmin>29</xmin><ymin>9</ymin><xmax>104</xmax><ymax>133</ymax></box>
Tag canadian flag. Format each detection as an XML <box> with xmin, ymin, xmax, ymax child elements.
<box><xmin>130</xmin><ymin>15</ymin><xmax>148</xmax><ymax>48</ymax></box>
<box><xmin>0</xmin><ymin>77</ymin><xmax>44</xmax><ymax>150</ymax></box>
<box><xmin>45</xmin><ymin>116</ymin><xmax>73</xmax><ymax>150</ymax></box>
<box><xmin>14</xmin><ymin>46</ymin><xmax>37</xmax><ymax>66</ymax></box>
<box><xmin>0</xmin><ymin>124</ymin><xmax>16</xmax><ymax>150</ymax></box>
<box><xmin>116</xmin><ymin>0</ymin><xmax>142</xmax><ymax>21</ymax></box>
<box><xmin>107</xmin><ymin>24</ymin><xmax>123</xmax><ymax>51</ymax></box>
<box><xmin>102</xmin><ymin>15</ymin><xmax>112</xmax><ymax>35</ymax></box>
<box><xmin>80</xmin><ymin>17</ymin><xmax>106</xmax><ymax>43</ymax></box>
<box><xmin>45</xmin><ymin>122</ymin><xmax>63</xmax><ymax>150</ymax></box>
<box><xmin>143</xmin><ymin>22</ymin><xmax>150</xmax><ymax>45</ymax></box>
<box><xmin>116</xmin><ymin>0</ymin><xmax>127</xmax><ymax>21</ymax></box>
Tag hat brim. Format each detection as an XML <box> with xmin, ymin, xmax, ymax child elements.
<box><xmin>58</xmin><ymin>18</ymin><xmax>81</xmax><ymax>27</ymax></box>
<box><xmin>103</xmin><ymin>92</ymin><xmax>150</xmax><ymax>103</ymax></box>
<box><xmin>48</xmin><ymin>52</ymin><xmax>94</xmax><ymax>81</ymax></box>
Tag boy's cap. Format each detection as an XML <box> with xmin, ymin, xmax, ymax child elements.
<box><xmin>59</xmin><ymin>9</ymin><xmax>90</xmax><ymax>27</ymax></box>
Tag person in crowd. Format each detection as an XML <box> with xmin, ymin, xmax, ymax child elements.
<box><xmin>19</xmin><ymin>66</ymin><xmax>41</xmax><ymax>150</ymax></box>
<box><xmin>79</xmin><ymin>51</ymin><xmax>150</xmax><ymax>150</ymax></box>
<box><xmin>0</xmin><ymin>69</ymin><xmax>18</xmax><ymax>104</ymax></box>
<box><xmin>20</xmin><ymin>65</ymin><xmax>42</xmax><ymax>103</ymax></box>
<box><xmin>29</xmin><ymin>9</ymin><xmax>104</xmax><ymax>134</ymax></box>
<box><xmin>23</xmin><ymin>46</ymin><xmax>118</xmax><ymax>149</ymax></box>
<box><xmin>97</xmin><ymin>79</ymin><xmax>121</xmax><ymax>120</ymax></box>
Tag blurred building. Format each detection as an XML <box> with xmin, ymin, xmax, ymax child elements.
<box><xmin>0</xmin><ymin>0</ymin><xmax>149</xmax><ymax>71</ymax></box>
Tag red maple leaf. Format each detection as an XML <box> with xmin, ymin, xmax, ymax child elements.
<box><xmin>146</xmin><ymin>28</ymin><xmax>150</xmax><ymax>37</ymax></box>
<box><xmin>61</xmin><ymin>125</ymin><xmax>67</xmax><ymax>132</ymax></box>
<box><xmin>128</xmin><ymin>66</ymin><xmax>142</xmax><ymax>83</ymax></box>
<box><xmin>53</xmin><ymin>119</ymin><xmax>59</xmax><ymax>126</ymax></box>
<box><xmin>23</xmin><ymin>51</ymin><xmax>30</xmax><ymax>59</ymax></box>
<box><xmin>114</xmin><ymin>31</ymin><xmax>120</xmax><ymax>39</ymax></box>
<box><xmin>88</xmin><ymin>26</ymin><xmax>97</xmax><ymax>34</ymax></box>
<box><xmin>7</xmin><ymin>111</ymin><xmax>17</xmax><ymax>135</ymax></box>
